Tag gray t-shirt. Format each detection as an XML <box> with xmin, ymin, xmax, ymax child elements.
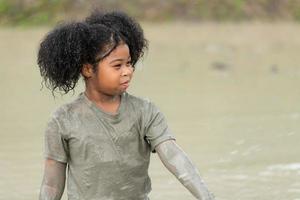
<box><xmin>44</xmin><ymin>92</ymin><xmax>175</xmax><ymax>200</ymax></box>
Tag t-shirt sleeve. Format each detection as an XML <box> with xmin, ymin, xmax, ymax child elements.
<box><xmin>43</xmin><ymin>116</ymin><xmax>69</xmax><ymax>163</ymax></box>
<box><xmin>144</xmin><ymin>101</ymin><xmax>176</xmax><ymax>153</ymax></box>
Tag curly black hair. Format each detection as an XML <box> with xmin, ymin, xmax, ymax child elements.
<box><xmin>85</xmin><ymin>10</ymin><xmax>148</xmax><ymax>66</ymax></box>
<box><xmin>37</xmin><ymin>11</ymin><xmax>148</xmax><ymax>94</ymax></box>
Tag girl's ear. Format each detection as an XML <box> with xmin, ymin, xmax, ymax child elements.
<box><xmin>81</xmin><ymin>64</ymin><xmax>94</xmax><ymax>78</ymax></box>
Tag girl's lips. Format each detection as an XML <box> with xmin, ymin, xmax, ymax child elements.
<box><xmin>121</xmin><ymin>80</ymin><xmax>130</xmax><ymax>85</ymax></box>
<box><xmin>120</xmin><ymin>81</ymin><xmax>130</xmax><ymax>88</ymax></box>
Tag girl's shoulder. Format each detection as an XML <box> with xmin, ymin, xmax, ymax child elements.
<box><xmin>126</xmin><ymin>92</ymin><xmax>147</xmax><ymax>102</ymax></box>
<box><xmin>125</xmin><ymin>92</ymin><xmax>161</xmax><ymax>114</ymax></box>
<box><xmin>126</xmin><ymin>92</ymin><xmax>152</xmax><ymax>108</ymax></box>
<box><xmin>49</xmin><ymin>94</ymin><xmax>87</xmax><ymax>122</ymax></box>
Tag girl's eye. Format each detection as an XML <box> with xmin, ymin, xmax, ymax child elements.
<box><xmin>127</xmin><ymin>61</ymin><xmax>133</xmax><ymax>66</ymax></box>
<box><xmin>114</xmin><ymin>64</ymin><xmax>122</xmax><ymax>68</ymax></box>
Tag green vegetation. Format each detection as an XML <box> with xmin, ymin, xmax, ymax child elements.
<box><xmin>1</xmin><ymin>0</ymin><xmax>300</xmax><ymax>25</ymax></box>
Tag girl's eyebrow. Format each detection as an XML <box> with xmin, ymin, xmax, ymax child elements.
<box><xmin>109</xmin><ymin>59</ymin><xmax>123</xmax><ymax>64</ymax></box>
<box><xmin>109</xmin><ymin>56</ymin><xmax>131</xmax><ymax>64</ymax></box>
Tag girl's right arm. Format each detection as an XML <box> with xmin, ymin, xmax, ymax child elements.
<box><xmin>39</xmin><ymin>158</ymin><xmax>67</xmax><ymax>200</ymax></box>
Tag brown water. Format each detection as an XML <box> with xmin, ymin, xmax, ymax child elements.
<box><xmin>0</xmin><ymin>22</ymin><xmax>299</xmax><ymax>200</ymax></box>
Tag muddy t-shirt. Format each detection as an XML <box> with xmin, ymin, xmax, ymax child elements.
<box><xmin>43</xmin><ymin>92</ymin><xmax>175</xmax><ymax>200</ymax></box>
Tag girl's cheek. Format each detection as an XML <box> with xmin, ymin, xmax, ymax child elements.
<box><xmin>130</xmin><ymin>69</ymin><xmax>134</xmax><ymax>76</ymax></box>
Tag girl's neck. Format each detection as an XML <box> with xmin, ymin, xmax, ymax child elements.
<box><xmin>84</xmin><ymin>89</ymin><xmax>120</xmax><ymax>104</ymax></box>
<box><xmin>84</xmin><ymin>89</ymin><xmax>121</xmax><ymax>115</ymax></box>
<box><xmin>83</xmin><ymin>78</ymin><xmax>123</xmax><ymax>114</ymax></box>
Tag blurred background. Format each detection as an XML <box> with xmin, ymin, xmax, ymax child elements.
<box><xmin>2</xmin><ymin>0</ymin><xmax>300</xmax><ymax>25</ymax></box>
<box><xmin>1</xmin><ymin>0</ymin><xmax>300</xmax><ymax>200</ymax></box>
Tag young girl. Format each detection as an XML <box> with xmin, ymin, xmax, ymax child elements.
<box><xmin>38</xmin><ymin>11</ymin><xmax>215</xmax><ymax>200</ymax></box>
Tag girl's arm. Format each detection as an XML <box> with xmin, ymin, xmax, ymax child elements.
<box><xmin>155</xmin><ymin>140</ymin><xmax>215</xmax><ymax>200</ymax></box>
<box><xmin>39</xmin><ymin>158</ymin><xmax>67</xmax><ymax>200</ymax></box>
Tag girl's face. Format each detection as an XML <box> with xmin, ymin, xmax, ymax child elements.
<box><xmin>88</xmin><ymin>43</ymin><xmax>134</xmax><ymax>96</ymax></box>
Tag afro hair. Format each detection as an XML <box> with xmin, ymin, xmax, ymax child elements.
<box><xmin>85</xmin><ymin>10</ymin><xmax>148</xmax><ymax>66</ymax></box>
<box><xmin>37</xmin><ymin>10</ymin><xmax>146</xmax><ymax>94</ymax></box>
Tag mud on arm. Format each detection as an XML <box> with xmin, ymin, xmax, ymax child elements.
<box><xmin>155</xmin><ymin>140</ymin><xmax>215</xmax><ymax>200</ymax></box>
<box><xmin>39</xmin><ymin>158</ymin><xmax>67</xmax><ymax>200</ymax></box>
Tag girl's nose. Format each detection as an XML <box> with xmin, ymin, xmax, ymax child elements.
<box><xmin>121</xmin><ymin>65</ymin><xmax>134</xmax><ymax>76</ymax></box>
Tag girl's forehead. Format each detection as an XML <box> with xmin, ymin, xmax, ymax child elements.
<box><xmin>106</xmin><ymin>43</ymin><xmax>130</xmax><ymax>60</ymax></box>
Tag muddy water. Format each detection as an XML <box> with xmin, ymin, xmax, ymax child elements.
<box><xmin>0</xmin><ymin>23</ymin><xmax>299</xmax><ymax>200</ymax></box>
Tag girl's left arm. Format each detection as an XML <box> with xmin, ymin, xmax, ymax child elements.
<box><xmin>155</xmin><ymin>140</ymin><xmax>215</xmax><ymax>200</ymax></box>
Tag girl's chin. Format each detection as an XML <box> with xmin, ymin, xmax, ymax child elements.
<box><xmin>120</xmin><ymin>84</ymin><xmax>129</xmax><ymax>91</ymax></box>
